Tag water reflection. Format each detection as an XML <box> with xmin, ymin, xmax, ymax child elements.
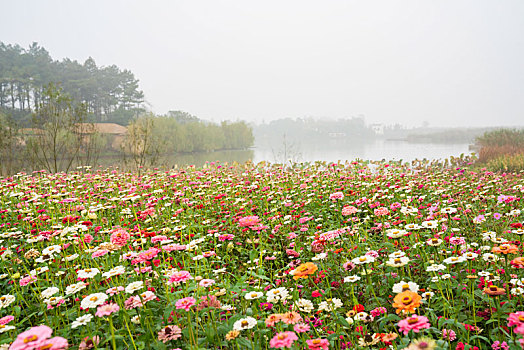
<box><xmin>95</xmin><ymin>140</ymin><xmax>472</xmax><ymax>169</ymax></box>
<box><xmin>252</xmin><ymin>139</ymin><xmax>472</xmax><ymax>164</ymax></box>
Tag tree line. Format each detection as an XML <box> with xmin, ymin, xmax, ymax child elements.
<box><xmin>0</xmin><ymin>42</ymin><xmax>144</xmax><ymax>125</ymax></box>
<box><xmin>0</xmin><ymin>85</ymin><xmax>254</xmax><ymax>175</ymax></box>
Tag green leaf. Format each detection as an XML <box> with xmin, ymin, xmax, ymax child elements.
<box><xmin>236</xmin><ymin>337</ymin><xmax>253</xmax><ymax>349</ymax></box>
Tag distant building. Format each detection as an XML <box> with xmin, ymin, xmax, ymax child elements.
<box><xmin>370</xmin><ymin>123</ymin><xmax>385</xmax><ymax>135</ymax></box>
<box><xmin>328</xmin><ymin>132</ymin><xmax>347</xmax><ymax>138</ymax></box>
<box><xmin>78</xmin><ymin>123</ymin><xmax>128</xmax><ymax>150</ymax></box>
<box><xmin>17</xmin><ymin>123</ymin><xmax>128</xmax><ymax>151</ymax></box>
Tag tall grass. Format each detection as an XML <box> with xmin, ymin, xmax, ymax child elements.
<box><xmin>475</xmin><ymin>128</ymin><xmax>524</xmax><ymax>171</ymax></box>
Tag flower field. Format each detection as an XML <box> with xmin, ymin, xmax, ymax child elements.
<box><xmin>1</xmin><ymin>161</ymin><xmax>524</xmax><ymax>349</ymax></box>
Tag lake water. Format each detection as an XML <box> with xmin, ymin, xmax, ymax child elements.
<box><xmin>165</xmin><ymin>140</ymin><xmax>473</xmax><ymax>167</ymax></box>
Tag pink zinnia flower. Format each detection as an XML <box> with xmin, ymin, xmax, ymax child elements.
<box><xmin>95</xmin><ymin>303</ymin><xmax>120</xmax><ymax>317</ymax></box>
<box><xmin>175</xmin><ymin>297</ymin><xmax>196</xmax><ymax>312</ymax></box>
<box><xmin>34</xmin><ymin>336</ymin><xmax>69</xmax><ymax>350</ymax></box>
<box><xmin>269</xmin><ymin>331</ymin><xmax>298</xmax><ymax>348</ymax></box>
<box><xmin>140</xmin><ymin>291</ymin><xmax>157</xmax><ymax>303</ymax></box>
<box><xmin>329</xmin><ymin>192</ymin><xmax>344</xmax><ymax>200</ymax></box>
<box><xmin>19</xmin><ymin>275</ymin><xmax>37</xmax><ymax>286</ymax></box>
<box><xmin>9</xmin><ymin>325</ymin><xmax>53</xmax><ymax>350</ymax></box>
<box><xmin>110</xmin><ymin>228</ymin><xmax>130</xmax><ymax>247</ymax></box>
<box><xmin>397</xmin><ymin>315</ymin><xmax>431</xmax><ymax>335</ymax></box>
<box><xmin>238</xmin><ymin>215</ymin><xmax>261</xmax><ymax>227</ymax></box>
<box><xmin>91</xmin><ymin>250</ymin><xmax>109</xmax><ymax>258</ymax></box>
<box><xmin>78</xmin><ymin>336</ymin><xmax>100</xmax><ymax>350</ymax></box>
<box><xmin>158</xmin><ymin>325</ymin><xmax>182</xmax><ymax>343</ymax></box>
<box><xmin>341</xmin><ymin>205</ymin><xmax>357</xmax><ymax>215</ymax></box>
<box><xmin>293</xmin><ymin>323</ymin><xmax>310</xmax><ymax>333</ymax></box>
<box><xmin>374</xmin><ymin>207</ymin><xmax>389</xmax><ymax>216</ymax></box>
<box><xmin>138</xmin><ymin>247</ymin><xmax>160</xmax><ymax>261</ymax></box>
<box><xmin>265</xmin><ymin>313</ymin><xmax>282</xmax><ymax>327</ymax></box>
<box><xmin>370</xmin><ymin>307</ymin><xmax>387</xmax><ymax>318</ymax></box>
<box><xmin>219</xmin><ymin>234</ymin><xmax>234</xmax><ymax>241</ymax></box>
<box><xmin>124</xmin><ymin>296</ymin><xmax>143</xmax><ymax>309</ymax></box>
<box><xmin>199</xmin><ymin>279</ymin><xmax>215</xmax><ymax>287</ymax></box>
<box><xmin>0</xmin><ymin>315</ymin><xmax>14</xmax><ymax>325</ymax></box>
<box><xmin>306</xmin><ymin>338</ymin><xmax>330</xmax><ymax>350</ymax></box>
<box><xmin>442</xmin><ymin>328</ymin><xmax>456</xmax><ymax>341</ymax></box>
<box><xmin>169</xmin><ymin>270</ymin><xmax>192</xmax><ymax>284</ymax></box>
<box><xmin>507</xmin><ymin>311</ymin><xmax>524</xmax><ymax>335</ymax></box>
<box><xmin>151</xmin><ymin>235</ymin><xmax>168</xmax><ymax>243</ymax></box>
<box><xmin>106</xmin><ymin>286</ymin><xmax>124</xmax><ymax>296</ymax></box>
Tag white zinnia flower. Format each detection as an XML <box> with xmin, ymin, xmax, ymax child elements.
<box><xmin>65</xmin><ymin>282</ymin><xmax>87</xmax><ymax>296</ymax></box>
<box><xmin>318</xmin><ymin>298</ymin><xmax>343</xmax><ymax>312</ymax></box>
<box><xmin>426</xmin><ymin>264</ymin><xmax>446</xmax><ymax>272</ymax></box>
<box><xmin>385</xmin><ymin>229</ymin><xmax>407</xmax><ymax>239</ymax></box>
<box><xmin>71</xmin><ymin>314</ymin><xmax>93</xmax><ymax>329</ymax></box>
<box><xmin>0</xmin><ymin>295</ymin><xmax>15</xmax><ymax>309</ymax></box>
<box><xmin>244</xmin><ymin>291</ymin><xmax>263</xmax><ymax>300</ymax></box>
<box><xmin>41</xmin><ymin>287</ymin><xmax>60</xmax><ymax>299</ymax></box>
<box><xmin>42</xmin><ymin>245</ymin><xmax>62</xmax><ymax>256</ymax></box>
<box><xmin>343</xmin><ymin>275</ymin><xmax>361</xmax><ymax>283</ymax></box>
<box><xmin>125</xmin><ymin>281</ymin><xmax>144</xmax><ymax>294</ymax></box>
<box><xmin>232</xmin><ymin>316</ymin><xmax>257</xmax><ymax>331</ymax></box>
<box><xmin>421</xmin><ymin>220</ymin><xmax>438</xmax><ymax>229</ymax></box>
<box><xmin>266</xmin><ymin>287</ymin><xmax>290</xmax><ymax>303</ymax></box>
<box><xmin>392</xmin><ymin>281</ymin><xmax>419</xmax><ymax>293</ymax></box>
<box><xmin>77</xmin><ymin>268</ymin><xmax>100</xmax><ymax>279</ymax></box>
<box><xmin>352</xmin><ymin>255</ymin><xmax>375</xmax><ymax>265</ymax></box>
<box><xmin>102</xmin><ymin>265</ymin><xmax>126</xmax><ymax>278</ymax></box>
<box><xmin>386</xmin><ymin>256</ymin><xmax>410</xmax><ymax>267</ymax></box>
<box><xmin>443</xmin><ymin>256</ymin><xmax>466</xmax><ymax>264</ymax></box>
<box><xmin>80</xmin><ymin>293</ymin><xmax>108</xmax><ymax>309</ymax></box>
<box><xmin>294</xmin><ymin>298</ymin><xmax>314</xmax><ymax>313</ymax></box>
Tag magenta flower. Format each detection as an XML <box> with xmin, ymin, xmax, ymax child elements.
<box><xmin>397</xmin><ymin>315</ymin><xmax>431</xmax><ymax>335</ymax></box>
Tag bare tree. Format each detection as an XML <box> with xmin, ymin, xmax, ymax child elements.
<box><xmin>26</xmin><ymin>83</ymin><xmax>100</xmax><ymax>173</ymax></box>
<box><xmin>0</xmin><ymin>112</ymin><xmax>24</xmax><ymax>176</ymax></box>
<box><xmin>272</xmin><ymin>133</ymin><xmax>302</xmax><ymax>165</ymax></box>
<box><xmin>121</xmin><ymin>114</ymin><xmax>165</xmax><ymax>173</ymax></box>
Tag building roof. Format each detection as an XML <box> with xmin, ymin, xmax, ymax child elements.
<box><xmin>78</xmin><ymin>123</ymin><xmax>128</xmax><ymax>135</ymax></box>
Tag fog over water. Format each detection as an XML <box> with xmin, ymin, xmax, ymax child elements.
<box><xmin>2</xmin><ymin>0</ymin><xmax>524</xmax><ymax>128</ymax></box>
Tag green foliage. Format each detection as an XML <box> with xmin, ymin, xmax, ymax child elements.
<box><xmin>0</xmin><ymin>42</ymin><xmax>144</xmax><ymax>126</ymax></box>
<box><xmin>153</xmin><ymin>113</ymin><xmax>254</xmax><ymax>153</ymax></box>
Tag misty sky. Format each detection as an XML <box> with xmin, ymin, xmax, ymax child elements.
<box><xmin>1</xmin><ymin>0</ymin><xmax>523</xmax><ymax>127</ymax></box>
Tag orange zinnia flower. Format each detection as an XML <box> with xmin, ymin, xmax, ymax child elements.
<box><xmin>492</xmin><ymin>244</ymin><xmax>519</xmax><ymax>254</ymax></box>
<box><xmin>483</xmin><ymin>285</ymin><xmax>506</xmax><ymax>296</ymax></box>
<box><xmin>292</xmin><ymin>262</ymin><xmax>318</xmax><ymax>280</ymax></box>
<box><xmin>392</xmin><ymin>291</ymin><xmax>422</xmax><ymax>314</ymax></box>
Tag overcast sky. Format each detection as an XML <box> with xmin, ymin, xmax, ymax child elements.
<box><xmin>2</xmin><ymin>0</ymin><xmax>523</xmax><ymax>127</ymax></box>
